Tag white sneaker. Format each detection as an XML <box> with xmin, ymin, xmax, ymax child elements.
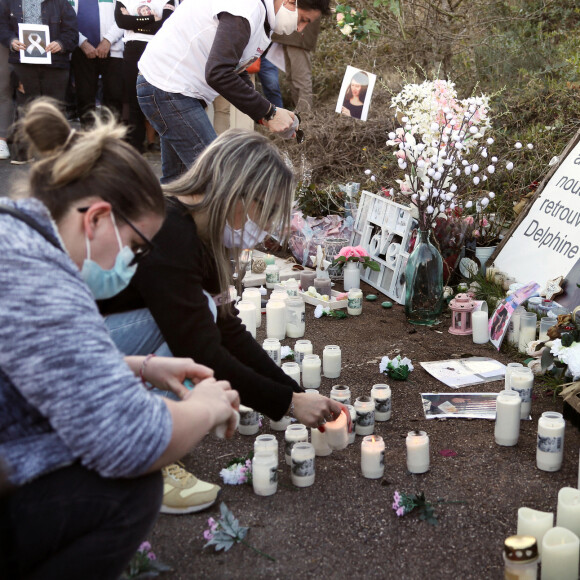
<box><xmin>0</xmin><ymin>141</ymin><xmax>9</xmax><ymax>160</ymax></box>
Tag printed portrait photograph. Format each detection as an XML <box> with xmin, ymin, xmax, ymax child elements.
<box><xmin>335</xmin><ymin>65</ymin><xmax>376</xmax><ymax>122</ymax></box>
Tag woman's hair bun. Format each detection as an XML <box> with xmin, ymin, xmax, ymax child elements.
<box><xmin>18</xmin><ymin>98</ymin><xmax>72</xmax><ymax>155</ymax></box>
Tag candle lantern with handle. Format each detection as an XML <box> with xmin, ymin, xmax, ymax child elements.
<box><xmin>448</xmin><ymin>293</ymin><xmax>477</xmax><ymax>335</ymax></box>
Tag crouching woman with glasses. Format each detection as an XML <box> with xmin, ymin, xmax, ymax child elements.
<box><xmin>0</xmin><ymin>99</ymin><xmax>239</xmax><ymax>579</ymax></box>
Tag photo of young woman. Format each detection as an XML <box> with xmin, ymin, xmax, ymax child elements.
<box><xmin>335</xmin><ymin>65</ymin><xmax>376</xmax><ymax>122</ymax></box>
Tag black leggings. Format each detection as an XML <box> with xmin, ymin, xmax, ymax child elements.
<box><xmin>0</xmin><ymin>462</ymin><xmax>162</xmax><ymax>579</ymax></box>
<box><xmin>123</xmin><ymin>40</ymin><xmax>148</xmax><ymax>152</ymax></box>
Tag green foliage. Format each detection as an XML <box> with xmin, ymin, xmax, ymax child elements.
<box><xmin>204</xmin><ymin>503</ymin><xmax>249</xmax><ymax>553</ymax></box>
<box><xmin>463</xmin><ymin>273</ymin><xmax>506</xmax><ymax>307</ymax></box>
<box><xmin>295</xmin><ymin>182</ymin><xmax>348</xmax><ymax>218</ymax></box>
<box><xmin>335</xmin><ymin>4</ymin><xmax>380</xmax><ymax>41</ymax></box>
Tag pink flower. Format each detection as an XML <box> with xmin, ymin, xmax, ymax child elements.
<box><xmin>463</xmin><ymin>216</ymin><xmax>474</xmax><ymax>225</ymax></box>
<box><xmin>336</xmin><ymin>12</ymin><xmax>344</xmax><ymax>22</ymax></box>
<box><xmin>138</xmin><ymin>542</ymin><xmax>151</xmax><ymax>553</ymax></box>
<box><xmin>395</xmin><ymin>150</ymin><xmax>406</xmax><ymax>159</ymax></box>
<box><xmin>338</xmin><ymin>246</ymin><xmax>358</xmax><ymax>259</ymax></box>
<box><xmin>203</xmin><ymin>529</ymin><xmax>214</xmax><ymax>541</ymax></box>
<box><xmin>396</xmin><ymin>507</ymin><xmax>406</xmax><ymax>517</ymax></box>
<box><xmin>147</xmin><ymin>552</ymin><xmax>157</xmax><ymax>561</ymax></box>
<box><xmin>207</xmin><ymin>517</ymin><xmax>219</xmax><ymax>532</ymax></box>
<box><xmin>473</xmin><ymin>229</ymin><xmax>480</xmax><ymax>238</ymax></box>
<box><xmin>480</xmin><ymin>217</ymin><xmax>489</xmax><ymax>227</ymax></box>
<box><xmin>352</xmin><ymin>246</ymin><xmax>368</xmax><ymax>258</ymax></box>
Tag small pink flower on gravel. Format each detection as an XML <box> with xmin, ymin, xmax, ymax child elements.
<box><xmin>439</xmin><ymin>449</ymin><xmax>457</xmax><ymax>457</ymax></box>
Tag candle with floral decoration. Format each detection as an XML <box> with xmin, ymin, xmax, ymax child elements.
<box><xmin>265</xmin><ymin>264</ymin><xmax>280</xmax><ymax>289</ymax></box>
<box><xmin>347</xmin><ymin>288</ymin><xmax>363</xmax><ymax>316</ymax></box>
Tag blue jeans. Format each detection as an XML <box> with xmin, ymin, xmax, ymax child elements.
<box><xmin>136</xmin><ymin>74</ymin><xmax>217</xmax><ymax>184</ymax></box>
<box><xmin>258</xmin><ymin>58</ymin><xmax>283</xmax><ymax>108</ymax></box>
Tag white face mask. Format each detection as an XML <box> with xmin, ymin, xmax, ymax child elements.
<box><xmin>223</xmin><ymin>218</ymin><xmax>268</xmax><ymax>249</ymax></box>
<box><xmin>273</xmin><ymin>0</ymin><xmax>298</xmax><ymax>35</ymax></box>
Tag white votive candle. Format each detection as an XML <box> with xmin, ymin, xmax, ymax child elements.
<box><xmin>406</xmin><ymin>430</ymin><xmax>430</xmax><ymax>474</ymax></box>
<box><xmin>242</xmin><ymin>287</ymin><xmax>262</xmax><ymax>328</ymax></box>
<box><xmin>371</xmin><ymin>384</ymin><xmax>392</xmax><ymax>421</ymax></box>
<box><xmin>294</xmin><ymin>339</ymin><xmax>313</xmax><ymax>368</ymax></box>
<box><xmin>291</xmin><ymin>442</ymin><xmax>315</xmax><ymax>487</ymax></box>
<box><xmin>271</xmin><ymin>288</ymin><xmax>289</xmax><ymax>304</ymax></box>
<box><xmin>517</xmin><ymin>508</ymin><xmax>554</xmax><ymax>556</ymax></box>
<box><xmin>511</xmin><ymin>368</ymin><xmax>534</xmax><ymax>420</ymax></box>
<box><xmin>541</xmin><ymin>527</ymin><xmax>580</xmax><ymax>580</ymax></box>
<box><xmin>311</xmin><ymin>427</ymin><xmax>332</xmax><ymax>456</ymax></box>
<box><xmin>301</xmin><ymin>354</ymin><xmax>321</xmax><ymax>389</ymax></box>
<box><xmin>286</xmin><ymin>298</ymin><xmax>305</xmax><ymax>338</ymax></box>
<box><xmin>354</xmin><ymin>396</ymin><xmax>375</xmax><ymax>436</ymax></box>
<box><xmin>505</xmin><ymin>362</ymin><xmax>524</xmax><ymax>390</ymax></box>
<box><xmin>284</xmin><ymin>423</ymin><xmax>308</xmax><ymax>466</ymax></box>
<box><xmin>557</xmin><ymin>487</ymin><xmax>580</xmax><ymax>540</ymax></box>
<box><xmin>347</xmin><ymin>288</ymin><xmax>363</xmax><ymax>316</ymax></box>
<box><xmin>252</xmin><ymin>453</ymin><xmax>278</xmax><ymax>496</ymax></box>
<box><xmin>495</xmin><ymin>389</ymin><xmax>521</xmax><ymax>446</ymax></box>
<box><xmin>238</xmin><ymin>404</ymin><xmax>260</xmax><ymax>436</ymax></box>
<box><xmin>361</xmin><ymin>435</ymin><xmax>385</xmax><ymax>479</ymax></box>
<box><xmin>537</xmin><ymin>412</ymin><xmax>565</xmax><ymax>472</ymax></box>
<box><xmin>346</xmin><ymin>404</ymin><xmax>356</xmax><ymax>445</ymax></box>
<box><xmin>330</xmin><ymin>384</ymin><xmax>351</xmax><ymax>406</ymax></box>
<box><xmin>262</xmin><ymin>338</ymin><xmax>281</xmax><ymax>366</ymax></box>
<box><xmin>507</xmin><ymin>307</ymin><xmax>525</xmax><ymax>345</ymax></box>
<box><xmin>323</xmin><ymin>345</ymin><xmax>342</xmax><ymax>379</ymax></box>
<box><xmin>285</xmin><ymin>278</ymin><xmax>299</xmax><ymax>297</ymax></box>
<box><xmin>519</xmin><ymin>312</ymin><xmax>537</xmax><ymax>353</ymax></box>
<box><xmin>472</xmin><ymin>310</ymin><xmax>489</xmax><ymax>344</ymax></box>
<box><xmin>281</xmin><ymin>361</ymin><xmax>300</xmax><ymax>386</ymax></box>
<box><xmin>236</xmin><ymin>300</ymin><xmax>256</xmax><ymax>339</ymax></box>
<box><xmin>270</xmin><ymin>415</ymin><xmax>292</xmax><ymax>431</ymax></box>
<box><xmin>265</xmin><ymin>264</ymin><xmax>280</xmax><ymax>289</ymax></box>
<box><xmin>266</xmin><ymin>299</ymin><xmax>286</xmax><ymax>340</ymax></box>
<box><xmin>254</xmin><ymin>434</ymin><xmax>278</xmax><ymax>464</ymax></box>
<box><xmin>324</xmin><ymin>411</ymin><xmax>348</xmax><ymax>451</ymax></box>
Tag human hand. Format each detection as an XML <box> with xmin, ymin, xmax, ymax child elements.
<box><xmin>46</xmin><ymin>41</ymin><xmax>62</xmax><ymax>54</ymax></box>
<box><xmin>291</xmin><ymin>392</ymin><xmax>344</xmax><ymax>430</ymax></box>
<box><xmin>10</xmin><ymin>39</ymin><xmax>26</xmax><ymax>51</ymax></box>
<box><xmin>265</xmin><ymin>107</ymin><xmax>295</xmax><ymax>136</ymax></box>
<box><xmin>80</xmin><ymin>40</ymin><xmax>97</xmax><ymax>58</ymax></box>
<box><xmin>120</xmin><ymin>6</ymin><xmax>129</xmax><ymax>14</ymax></box>
<box><xmin>95</xmin><ymin>38</ymin><xmax>111</xmax><ymax>58</ymax></box>
<box><xmin>184</xmin><ymin>378</ymin><xmax>240</xmax><ymax>438</ymax></box>
<box><xmin>341</xmin><ymin>106</ymin><xmax>351</xmax><ymax>117</ymax></box>
<box><xmin>142</xmin><ymin>356</ymin><xmax>214</xmax><ymax>399</ymax></box>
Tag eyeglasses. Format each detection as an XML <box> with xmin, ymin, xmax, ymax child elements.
<box><xmin>77</xmin><ymin>206</ymin><xmax>155</xmax><ymax>266</ymax></box>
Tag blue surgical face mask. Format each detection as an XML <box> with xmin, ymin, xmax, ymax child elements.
<box><xmin>81</xmin><ymin>213</ymin><xmax>137</xmax><ymax>299</ymax></box>
<box><xmin>223</xmin><ymin>218</ymin><xmax>268</xmax><ymax>249</ymax></box>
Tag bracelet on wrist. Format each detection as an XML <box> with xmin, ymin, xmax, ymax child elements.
<box><xmin>263</xmin><ymin>104</ymin><xmax>277</xmax><ymax>122</ymax></box>
<box><xmin>140</xmin><ymin>353</ymin><xmax>157</xmax><ymax>389</ymax></box>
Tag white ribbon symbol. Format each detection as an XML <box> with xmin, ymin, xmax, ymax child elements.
<box><xmin>26</xmin><ymin>34</ymin><xmax>46</xmax><ymax>55</ymax></box>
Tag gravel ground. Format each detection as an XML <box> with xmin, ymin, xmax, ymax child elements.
<box><xmin>150</xmin><ymin>281</ymin><xmax>580</xmax><ymax>580</ymax></box>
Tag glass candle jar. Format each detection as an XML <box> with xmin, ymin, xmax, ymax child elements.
<box><xmin>346</xmin><ymin>404</ymin><xmax>356</xmax><ymax>444</ymax></box>
<box><xmin>539</xmin><ymin>316</ymin><xmax>557</xmax><ymax>342</ymax></box>
<box><xmin>361</xmin><ymin>435</ymin><xmax>385</xmax><ymax>479</ymax></box>
<box><xmin>330</xmin><ymin>384</ymin><xmax>351</xmax><ymax>406</ymax></box>
<box><xmin>286</xmin><ymin>298</ymin><xmax>305</xmax><ymax>338</ymax></box>
<box><xmin>536</xmin><ymin>412</ymin><xmax>565</xmax><ymax>472</ymax></box>
<box><xmin>347</xmin><ymin>288</ymin><xmax>363</xmax><ymax>316</ymax></box>
<box><xmin>302</xmin><ymin>354</ymin><xmax>321</xmax><ymax>389</ymax></box>
<box><xmin>507</xmin><ymin>306</ymin><xmax>526</xmax><ymax>346</ymax></box>
<box><xmin>270</xmin><ymin>288</ymin><xmax>289</xmax><ymax>304</ymax></box>
<box><xmin>266</xmin><ymin>299</ymin><xmax>286</xmax><ymax>340</ymax></box>
<box><xmin>299</xmin><ymin>270</ymin><xmax>316</xmax><ymax>292</ymax></box>
<box><xmin>294</xmin><ymin>339</ymin><xmax>313</xmax><ymax>368</ymax></box>
<box><xmin>354</xmin><ymin>396</ymin><xmax>375</xmax><ymax>436</ymax></box>
<box><xmin>242</xmin><ymin>287</ymin><xmax>262</xmax><ymax>328</ymax></box>
<box><xmin>322</xmin><ymin>345</ymin><xmax>342</xmax><ymax>379</ymax></box>
<box><xmin>518</xmin><ymin>312</ymin><xmax>538</xmax><ymax>353</ymax></box>
<box><xmin>281</xmin><ymin>361</ymin><xmax>300</xmax><ymax>385</ymax></box>
<box><xmin>252</xmin><ymin>452</ymin><xmax>278</xmax><ymax>497</ymax></box>
<box><xmin>238</xmin><ymin>404</ymin><xmax>260</xmax><ymax>436</ymax></box>
<box><xmin>526</xmin><ymin>296</ymin><xmax>542</xmax><ymax>313</ymax></box>
<box><xmin>285</xmin><ymin>278</ymin><xmax>299</xmax><ymax>297</ymax></box>
<box><xmin>502</xmin><ymin>535</ymin><xmax>539</xmax><ymax>580</ymax></box>
<box><xmin>236</xmin><ymin>300</ymin><xmax>257</xmax><ymax>339</ymax></box>
<box><xmin>510</xmin><ymin>368</ymin><xmax>534</xmax><ymax>419</ymax></box>
<box><xmin>495</xmin><ymin>389</ymin><xmax>521</xmax><ymax>447</ymax></box>
<box><xmin>324</xmin><ymin>411</ymin><xmax>348</xmax><ymax>451</ymax></box>
<box><xmin>310</xmin><ymin>427</ymin><xmax>332</xmax><ymax>456</ymax></box>
<box><xmin>270</xmin><ymin>415</ymin><xmax>292</xmax><ymax>432</ymax></box>
<box><xmin>263</xmin><ymin>338</ymin><xmax>281</xmax><ymax>367</ymax></box>
<box><xmin>265</xmin><ymin>264</ymin><xmax>280</xmax><ymax>289</ymax></box>
<box><xmin>313</xmin><ymin>277</ymin><xmax>332</xmax><ymax>297</ymax></box>
<box><xmin>285</xmin><ymin>423</ymin><xmax>308</xmax><ymax>465</ymax></box>
<box><xmin>254</xmin><ymin>434</ymin><xmax>278</xmax><ymax>463</ymax></box>
<box><xmin>291</xmin><ymin>442</ymin><xmax>315</xmax><ymax>487</ymax></box>
<box><xmin>505</xmin><ymin>362</ymin><xmax>524</xmax><ymax>390</ymax></box>
<box><xmin>406</xmin><ymin>430</ymin><xmax>429</xmax><ymax>473</ymax></box>
<box><xmin>371</xmin><ymin>384</ymin><xmax>392</xmax><ymax>422</ymax></box>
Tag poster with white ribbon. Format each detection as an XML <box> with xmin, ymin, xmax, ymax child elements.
<box><xmin>18</xmin><ymin>24</ymin><xmax>52</xmax><ymax>65</ymax></box>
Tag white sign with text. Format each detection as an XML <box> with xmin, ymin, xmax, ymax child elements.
<box><xmin>495</xmin><ymin>140</ymin><xmax>580</xmax><ymax>289</ymax></box>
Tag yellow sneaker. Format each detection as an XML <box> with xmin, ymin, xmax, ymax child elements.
<box><xmin>160</xmin><ymin>463</ymin><xmax>220</xmax><ymax>515</ymax></box>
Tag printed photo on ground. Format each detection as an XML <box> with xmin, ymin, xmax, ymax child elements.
<box><xmin>335</xmin><ymin>65</ymin><xmax>376</xmax><ymax>122</ymax></box>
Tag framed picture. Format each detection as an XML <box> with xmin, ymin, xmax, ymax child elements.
<box><xmin>335</xmin><ymin>65</ymin><xmax>376</xmax><ymax>122</ymax></box>
<box><xmin>18</xmin><ymin>23</ymin><xmax>51</xmax><ymax>65</ymax></box>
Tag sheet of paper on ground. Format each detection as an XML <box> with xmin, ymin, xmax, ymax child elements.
<box><xmin>421</xmin><ymin>393</ymin><xmax>501</xmax><ymax>419</ymax></box>
<box><xmin>420</xmin><ymin>357</ymin><xmax>506</xmax><ymax>388</ymax></box>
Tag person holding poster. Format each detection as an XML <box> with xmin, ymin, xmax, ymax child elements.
<box><xmin>0</xmin><ymin>0</ymin><xmax>77</xmax><ymax>161</ymax></box>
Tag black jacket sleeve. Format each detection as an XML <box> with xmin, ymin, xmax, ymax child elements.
<box><xmin>114</xmin><ymin>0</ymin><xmax>175</xmax><ymax>34</ymax></box>
<box><xmin>102</xmin><ymin>202</ymin><xmax>301</xmax><ymax>420</ymax></box>
<box><xmin>205</xmin><ymin>12</ymin><xmax>271</xmax><ymax>122</ymax></box>
<box><xmin>57</xmin><ymin>0</ymin><xmax>79</xmax><ymax>53</ymax></box>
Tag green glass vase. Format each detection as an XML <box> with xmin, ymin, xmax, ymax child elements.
<box><xmin>404</xmin><ymin>229</ymin><xmax>444</xmax><ymax>325</ymax></box>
